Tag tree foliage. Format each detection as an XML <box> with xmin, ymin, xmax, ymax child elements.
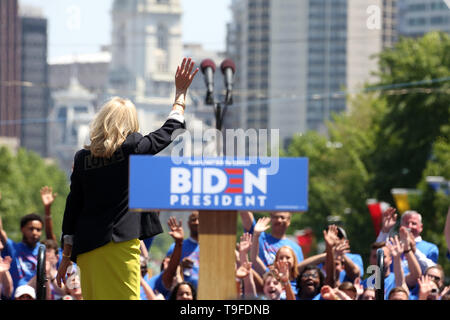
<box><xmin>369</xmin><ymin>31</ymin><xmax>450</xmax><ymax>201</ymax></box>
<box><xmin>0</xmin><ymin>147</ymin><xmax>69</xmax><ymax>242</ymax></box>
<box><xmin>285</xmin><ymin>32</ymin><xmax>450</xmax><ymax>273</ymax></box>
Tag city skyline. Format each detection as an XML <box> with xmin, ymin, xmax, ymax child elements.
<box><xmin>19</xmin><ymin>0</ymin><xmax>232</xmax><ymax>60</ymax></box>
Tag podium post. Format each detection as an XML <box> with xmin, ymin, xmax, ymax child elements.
<box><xmin>198</xmin><ymin>210</ymin><xmax>237</xmax><ymax>300</ymax></box>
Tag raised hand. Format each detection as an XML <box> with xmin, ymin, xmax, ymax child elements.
<box><xmin>398</xmin><ymin>227</ymin><xmax>413</xmax><ymax>252</ymax></box>
<box><xmin>254</xmin><ymin>217</ymin><xmax>271</xmax><ymax>235</ymax></box>
<box><xmin>381</xmin><ymin>207</ymin><xmax>397</xmax><ymax>233</ymax></box>
<box><xmin>323</xmin><ymin>225</ymin><xmax>340</xmax><ymax>248</ymax></box>
<box><xmin>418</xmin><ymin>275</ymin><xmax>435</xmax><ymax>300</ymax></box>
<box><xmin>0</xmin><ymin>256</ymin><xmax>11</xmax><ymax>273</ymax></box>
<box><xmin>334</xmin><ymin>240</ymin><xmax>350</xmax><ymax>258</ymax></box>
<box><xmin>175</xmin><ymin>57</ymin><xmax>199</xmax><ymax>94</ymax></box>
<box><xmin>274</xmin><ymin>260</ymin><xmax>290</xmax><ymax>284</ymax></box>
<box><xmin>354</xmin><ymin>277</ymin><xmax>364</xmax><ymax>298</ymax></box>
<box><xmin>236</xmin><ymin>261</ymin><xmax>252</xmax><ymax>279</ymax></box>
<box><xmin>167</xmin><ymin>217</ymin><xmax>184</xmax><ymax>243</ymax></box>
<box><xmin>239</xmin><ymin>233</ymin><xmax>252</xmax><ymax>254</ymax></box>
<box><xmin>439</xmin><ymin>285</ymin><xmax>450</xmax><ymax>299</ymax></box>
<box><xmin>320</xmin><ymin>285</ymin><xmax>338</xmax><ymax>300</ymax></box>
<box><xmin>386</xmin><ymin>235</ymin><xmax>403</xmax><ymax>258</ymax></box>
<box><xmin>405</xmin><ymin>227</ymin><xmax>417</xmax><ymax>252</ymax></box>
<box><xmin>40</xmin><ymin>186</ymin><xmax>56</xmax><ymax>207</ymax></box>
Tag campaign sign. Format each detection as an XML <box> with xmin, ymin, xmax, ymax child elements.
<box><xmin>129</xmin><ymin>156</ymin><xmax>308</xmax><ymax>212</ymax></box>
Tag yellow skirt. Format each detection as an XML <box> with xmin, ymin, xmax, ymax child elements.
<box><xmin>77</xmin><ymin>238</ymin><xmax>141</xmax><ymax>300</ymax></box>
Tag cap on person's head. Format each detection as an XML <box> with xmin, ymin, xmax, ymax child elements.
<box><xmin>337</xmin><ymin>227</ymin><xmax>347</xmax><ymax>239</ymax></box>
<box><xmin>14</xmin><ymin>285</ymin><xmax>36</xmax><ymax>299</ymax></box>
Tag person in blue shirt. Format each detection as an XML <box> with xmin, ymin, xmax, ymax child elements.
<box><xmin>0</xmin><ymin>236</ymin><xmax>13</xmax><ymax>300</ymax></box>
<box><xmin>240</xmin><ymin>211</ymin><xmax>304</xmax><ymax>271</ymax></box>
<box><xmin>165</xmin><ymin>211</ymin><xmax>199</xmax><ymax>289</ymax></box>
<box><xmin>362</xmin><ymin>241</ymin><xmax>396</xmax><ymax>300</ymax></box>
<box><xmin>409</xmin><ymin>264</ymin><xmax>445</xmax><ymax>300</ymax></box>
<box><xmin>295</xmin><ymin>265</ymin><xmax>324</xmax><ymax>300</ymax></box>
<box><xmin>0</xmin><ymin>213</ymin><xmax>43</xmax><ymax>292</ymax></box>
<box><xmin>377</xmin><ymin>208</ymin><xmax>439</xmax><ymax>273</ymax></box>
<box><xmin>145</xmin><ymin>256</ymin><xmax>172</xmax><ymax>299</ymax></box>
<box><xmin>318</xmin><ymin>225</ymin><xmax>363</xmax><ymax>286</ymax></box>
<box><xmin>143</xmin><ymin>216</ymin><xmax>187</xmax><ymax>299</ymax></box>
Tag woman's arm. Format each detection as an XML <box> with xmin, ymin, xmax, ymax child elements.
<box><xmin>135</xmin><ymin>58</ymin><xmax>199</xmax><ymax>155</ymax></box>
<box><xmin>56</xmin><ymin>243</ymin><xmax>73</xmax><ymax>288</ymax></box>
<box><xmin>250</xmin><ymin>217</ymin><xmax>271</xmax><ymax>276</ymax></box>
<box><xmin>297</xmin><ymin>252</ymin><xmax>326</xmax><ymax>274</ymax></box>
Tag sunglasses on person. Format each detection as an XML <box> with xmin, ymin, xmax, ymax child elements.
<box><xmin>301</xmin><ymin>272</ymin><xmax>319</xmax><ymax>279</ymax></box>
<box><xmin>427</xmin><ymin>274</ymin><xmax>441</xmax><ymax>283</ymax></box>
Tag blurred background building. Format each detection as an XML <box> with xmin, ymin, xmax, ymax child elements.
<box><xmin>49</xmin><ymin>48</ymin><xmax>111</xmax><ymax>106</ymax></box>
<box><xmin>48</xmin><ymin>76</ymin><xmax>96</xmax><ymax>175</ymax></box>
<box><xmin>397</xmin><ymin>0</ymin><xmax>450</xmax><ymax>37</ymax></box>
<box><xmin>108</xmin><ymin>0</ymin><xmax>182</xmax><ymax>112</ymax></box>
<box><xmin>0</xmin><ymin>0</ymin><xmax>21</xmax><ymax>140</ymax></box>
<box><xmin>19</xmin><ymin>5</ymin><xmax>49</xmax><ymax>157</ymax></box>
<box><xmin>2</xmin><ymin>0</ymin><xmax>449</xmax><ymax>172</ymax></box>
<box><xmin>226</xmin><ymin>0</ymin><xmax>400</xmax><ymax>147</ymax></box>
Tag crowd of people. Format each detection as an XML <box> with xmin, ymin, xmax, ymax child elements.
<box><xmin>1</xmin><ymin>187</ymin><xmax>449</xmax><ymax>301</ymax></box>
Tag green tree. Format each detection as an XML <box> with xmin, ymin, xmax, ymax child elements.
<box><xmin>410</xmin><ymin>125</ymin><xmax>450</xmax><ymax>275</ymax></box>
<box><xmin>284</xmin><ymin>31</ymin><xmax>450</xmax><ymax>271</ymax></box>
<box><xmin>285</xmin><ymin>93</ymin><xmax>385</xmax><ymax>263</ymax></box>
<box><xmin>0</xmin><ymin>147</ymin><xmax>69</xmax><ymax>242</ymax></box>
<box><xmin>368</xmin><ymin>31</ymin><xmax>450</xmax><ymax>201</ymax></box>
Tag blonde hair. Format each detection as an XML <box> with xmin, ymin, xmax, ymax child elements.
<box><xmin>85</xmin><ymin>97</ymin><xmax>139</xmax><ymax>158</ymax></box>
<box><xmin>274</xmin><ymin>246</ymin><xmax>299</xmax><ymax>279</ymax></box>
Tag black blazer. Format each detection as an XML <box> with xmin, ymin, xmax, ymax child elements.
<box><xmin>61</xmin><ymin>119</ymin><xmax>185</xmax><ymax>262</ymax></box>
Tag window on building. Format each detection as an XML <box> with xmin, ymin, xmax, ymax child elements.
<box><xmin>157</xmin><ymin>24</ymin><xmax>168</xmax><ymax>50</ymax></box>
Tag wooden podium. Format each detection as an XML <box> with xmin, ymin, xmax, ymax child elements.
<box><xmin>198</xmin><ymin>210</ymin><xmax>237</xmax><ymax>300</ymax></box>
<box><xmin>129</xmin><ymin>156</ymin><xmax>309</xmax><ymax>300</ymax></box>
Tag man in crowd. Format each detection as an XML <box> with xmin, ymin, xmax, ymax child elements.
<box><xmin>376</xmin><ymin>207</ymin><xmax>439</xmax><ymax>272</ymax></box>
<box><xmin>0</xmin><ymin>213</ymin><xmax>43</xmax><ymax>292</ymax></box>
<box><xmin>240</xmin><ymin>211</ymin><xmax>304</xmax><ymax>269</ymax></box>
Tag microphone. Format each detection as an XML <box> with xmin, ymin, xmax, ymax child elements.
<box><xmin>200</xmin><ymin>59</ymin><xmax>216</xmax><ymax>105</ymax></box>
<box><xmin>220</xmin><ymin>59</ymin><xmax>236</xmax><ymax>105</ymax></box>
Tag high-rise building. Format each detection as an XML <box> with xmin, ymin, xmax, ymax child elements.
<box><xmin>397</xmin><ymin>0</ymin><xmax>450</xmax><ymax>37</ymax></box>
<box><xmin>227</xmin><ymin>0</ymin><xmax>394</xmax><ymax>146</ymax></box>
<box><xmin>0</xmin><ymin>0</ymin><xmax>21</xmax><ymax>139</ymax></box>
<box><xmin>108</xmin><ymin>0</ymin><xmax>182</xmax><ymax>112</ymax></box>
<box><xmin>383</xmin><ymin>0</ymin><xmax>398</xmax><ymax>47</ymax></box>
<box><xmin>19</xmin><ymin>6</ymin><xmax>50</xmax><ymax>157</ymax></box>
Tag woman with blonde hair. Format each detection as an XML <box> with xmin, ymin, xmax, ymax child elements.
<box><xmin>56</xmin><ymin>58</ymin><xmax>198</xmax><ymax>300</ymax></box>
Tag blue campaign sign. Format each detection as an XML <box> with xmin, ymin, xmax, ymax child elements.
<box><xmin>129</xmin><ymin>156</ymin><xmax>308</xmax><ymax>212</ymax></box>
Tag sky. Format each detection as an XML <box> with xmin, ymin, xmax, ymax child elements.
<box><xmin>19</xmin><ymin>0</ymin><xmax>232</xmax><ymax>60</ymax></box>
